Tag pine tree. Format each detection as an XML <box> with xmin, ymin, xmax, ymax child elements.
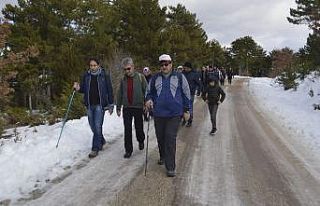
<box><xmin>205</xmin><ymin>39</ymin><xmax>226</xmax><ymax>67</ymax></box>
<box><xmin>113</xmin><ymin>0</ymin><xmax>166</xmax><ymax>67</ymax></box>
<box><xmin>288</xmin><ymin>0</ymin><xmax>320</xmax><ymax>35</ymax></box>
<box><xmin>230</xmin><ymin>36</ymin><xmax>267</xmax><ymax>76</ymax></box>
<box><xmin>0</xmin><ymin>19</ymin><xmax>39</xmax><ymax>111</ymax></box>
<box><xmin>163</xmin><ymin>4</ymin><xmax>208</xmax><ymax>67</ymax></box>
<box><xmin>288</xmin><ymin>1</ymin><xmax>320</xmax><ymax>70</ymax></box>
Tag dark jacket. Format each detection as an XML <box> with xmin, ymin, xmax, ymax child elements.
<box><xmin>202</xmin><ymin>83</ymin><xmax>226</xmax><ymax>105</ymax></box>
<box><xmin>144</xmin><ymin>74</ymin><xmax>152</xmax><ymax>83</ymax></box>
<box><xmin>207</xmin><ymin>69</ymin><xmax>221</xmax><ymax>82</ymax></box>
<box><xmin>79</xmin><ymin>68</ymin><xmax>114</xmax><ymax>108</ymax></box>
<box><xmin>116</xmin><ymin>72</ymin><xmax>147</xmax><ymax>110</ymax></box>
<box><xmin>182</xmin><ymin>69</ymin><xmax>202</xmax><ymax>95</ymax></box>
<box><xmin>146</xmin><ymin>71</ymin><xmax>191</xmax><ymax>117</ymax></box>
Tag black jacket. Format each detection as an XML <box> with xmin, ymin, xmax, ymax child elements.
<box><xmin>202</xmin><ymin>84</ymin><xmax>226</xmax><ymax>105</ymax></box>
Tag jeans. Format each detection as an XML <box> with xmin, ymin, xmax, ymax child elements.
<box><xmin>123</xmin><ymin>107</ymin><xmax>145</xmax><ymax>154</ymax></box>
<box><xmin>87</xmin><ymin>105</ymin><xmax>105</xmax><ymax>151</ymax></box>
<box><xmin>154</xmin><ymin>116</ymin><xmax>180</xmax><ymax>171</ymax></box>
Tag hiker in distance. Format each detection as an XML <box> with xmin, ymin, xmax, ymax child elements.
<box><xmin>116</xmin><ymin>57</ymin><xmax>148</xmax><ymax>158</ymax></box>
<box><xmin>181</xmin><ymin>62</ymin><xmax>202</xmax><ymax>127</ymax></box>
<box><xmin>73</xmin><ymin>58</ymin><xmax>114</xmax><ymax>158</ymax></box>
<box><xmin>202</xmin><ymin>78</ymin><xmax>226</xmax><ymax>135</ymax></box>
<box><xmin>145</xmin><ymin>54</ymin><xmax>191</xmax><ymax>177</ymax></box>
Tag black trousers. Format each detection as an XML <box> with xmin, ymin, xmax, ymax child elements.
<box><xmin>208</xmin><ymin>104</ymin><xmax>219</xmax><ymax>129</ymax></box>
<box><xmin>154</xmin><ymin>116</ymin><xmax>180</xmax><ymax>171</ymax></box>
<box><xmin>123</xmin><ymin>107</ymin><xmax>145</xmax><ymax>153</ymax></box>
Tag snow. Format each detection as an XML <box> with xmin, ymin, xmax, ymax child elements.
<box><xmin>0</xmin><ymin>74</ymin><xmax>320</xmax><ymax>203</ymax></box>
<box><xmin>249</xmin><ymin>73</ymin><xmax>320</xmax><ymax>169</ymax></box>
<box><xmin>0</xmin><ymin>114</ymin><xmax>123</xmax><ymax>202</ymax></box>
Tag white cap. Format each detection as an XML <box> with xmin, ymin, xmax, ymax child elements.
<box><xmin>159</xmin><ymin>54</ymin><xmax>172</xmax><ymax>62</ymax></box>
<box><xmin>143</xmin><ymin>67</ymin><xmax>149</xmax><ymax>73</ymax></box>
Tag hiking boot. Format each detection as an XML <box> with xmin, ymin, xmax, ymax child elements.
<box><xmin>167</xmin><ymin>170</ymin><xmax>176</xmax><ymax>177</ymax></box>
<box><xmin>100</xmin><ymin>142</ymin><xmax>107</xmax><ymax>150</ymax></box>
<box><xmin>157</xmin><ymin>159</ymin><xmax>164</xmax><ymax>165</ymax></box>
<box><xmin>123</xmin><ymin>152</ymin><xmax>132</xmax><ymax>158</ymax></box>
<box><xmin>186</xmin><ymin>121</ymin><xmax>192</xmax><ymax>127</ymax></box>
<box><xmin>210</xmin><ymin>128</ymin><xmax>217</xmax><ymax>135</ymax></box>
<box><xmin>88</xmin><ymin>150</ymin><xmax>99</xmax><ymax>158</ymax></box>
<box><xmin>139</xmin><ymin>142</ymin><xmax>144</xmax><ymax>150</ymax></box>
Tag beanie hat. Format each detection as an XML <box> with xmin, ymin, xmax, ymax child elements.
<box><xmin>183</xmin><ymin>62</ymin><xmax>192</xmax><ymax>68</ymax></box>
<box><xmin>159</xmin><ymin>54</ymin><xmax>172</xmax><ymax>62</ymax></box>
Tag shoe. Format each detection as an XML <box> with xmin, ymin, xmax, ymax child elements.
<box><xmin>157</xmin><ymin>159</ymin><xmax>164</xmax><ymax>165</ymax></box>
<box><xmin>210</xmin><ymin>128</ymin><xmax>217</xmax><ymax>135</ymax></box>
<box><xmin>100</xmin><ymin>141</ymin><xmax>107</xmax><ymax>151</ymax></box>
<box><xmin>167</xmin><ymin>170</ymin><xmax>176</xmax><ymax>177</ymax></box>
<box><xmin>88</xmin><ymin>150</ymin><xmax>99</xmax><ymax>158</ymax></box>
<box><xmin>186</xmin><ymin>122</ymin><xmax>192</xmax><ymax>127</ymax></box>
<box><xmin>123</xmin><ymin>152</ymin><xmax>132</xmax><ymax>158</ymax></box>
<box><xmin>139</xmin><ymin>142</ymin><xmax>144</xmax><ymax>150</ymax></box>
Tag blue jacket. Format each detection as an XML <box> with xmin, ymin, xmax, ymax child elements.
<box><xmin>79</xmin><ymin>68</ymin><xmax>114</xmax><ymax>108</ymax></box>
<box><xmin>146</xmin><ymin>71</ymin><xmax>191</xmax><ymax>117</ymax></box>
<box><xmin>182</xmin><ymin>69</ymin><xmax>202</xmax><ymax>95</ymax></box>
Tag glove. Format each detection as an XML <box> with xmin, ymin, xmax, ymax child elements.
<box><xmin>183</xmin><ymin>111</ymin><xmax>190</xmax><ymax>121</ymax></box>
<box><xmin>145</xmin><ymin>100</ymin><xmax>153</xmax><ymax>110</ymax></box>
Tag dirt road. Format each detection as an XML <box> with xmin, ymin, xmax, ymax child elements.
<box><xmin>23</xmin><ymin>78</ymin><xmax>320</xmax><ymax>206</ymax></box>
<box><xmin>110</xmin><ymin>78</ymin><xmax>320</xmax><ymax>206</ymax></box>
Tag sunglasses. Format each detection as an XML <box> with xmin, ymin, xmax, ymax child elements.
<box><xmin>124</xmin><ymin>67</ymin><xmax>131</xmax><ymax>71</ymax></box>
<box><xmin>160</xmin><ymin>63</ymin><xmax>170</xmax><ymax>67</ymax></box>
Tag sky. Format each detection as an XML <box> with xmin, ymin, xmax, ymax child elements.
<box><xmin>159</xmin><ymin>0</ymin><xmax>310</xmax><ymax>52</ymax></box>
<box><xmin>0</xmin><ymin>0</ymin><xmax>311</xmax><ymax>52</ymax></box>
<box><xmin>1</xmin><ymin>75</ymin><xmax>320</xmax><ymax>204</ymax></box>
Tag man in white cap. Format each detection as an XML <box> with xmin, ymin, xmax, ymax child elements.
<box><xmin>145</xmin><ymin>54</ymin><xmax>191</xmax><ymax>177</ymax></box>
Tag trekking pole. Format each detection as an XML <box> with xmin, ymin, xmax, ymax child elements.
<box><xmin>56</xmin><ymin>89</ymin><xmax>76</xmax><ymax>148</ymax></box>
<box><xmin>144</xmin><ymin>112</ymin><xmax>150</xmax><ymax>176</ymax></box>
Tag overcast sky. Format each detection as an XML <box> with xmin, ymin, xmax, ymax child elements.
<box><xmin>1</xmin><ymin>0</ymin><xmax>310</xmax><ymax>52</ymax></box>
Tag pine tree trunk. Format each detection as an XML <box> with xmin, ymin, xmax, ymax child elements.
<box><xmin>28</xmin><ymin>94</ymin><xmax>32</xmax><ymax>114</ymax></box>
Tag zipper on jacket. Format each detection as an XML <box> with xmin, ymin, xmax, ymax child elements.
<box><xmin>97</xmin><ymin>73</ymin><xmax>102</xmax><ymax>108</ymax></box>
<box><xmin>87</xmin><ymin>74</ymin><xmax>91</xmax><ymax>107</ymax></box>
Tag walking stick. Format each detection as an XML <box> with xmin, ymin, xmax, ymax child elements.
<box><xmin>56</xmin><ymin>90</ymin><xmax>76</xmax><ymax>148</ymax></box>
<box><xmin>144</xmin><ymin>112</ymin><xmax>150</xmax><ymax>176</ymax></box>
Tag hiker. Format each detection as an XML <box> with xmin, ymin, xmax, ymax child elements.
<box><xmin>142</xmin><ymin>67</ymin><xmax>153</xmax><ymax>121</ymax></box>
<box><xmin>202</xmin><ymin>78</ymin><xmax>226</xmax><ymax>135</ymax></box>
<box><xmin>227</xmin><ymin>68</ymin><xmax>234</xmax><ymax>85</ymax></box>
<box><xmin>73</xmin><ymin>58</ymin><xmax>114</xmax><ymax>158</ymax></box>
<box><xmin>182</xmin><ymin>62</ymin><xmax>202</xmax><ymax>127</ymax></box>
<box><xmin>200</xmin><ymin>66</ymin><xmax>208</xmax><ymax>91</ymax></box>
<box><xmin>220</xmin><ymin>67</ymin><xmax>226</xmax><ymax>86</ymax></box>
<box><xmin>143</xmin><ymin>67</ymin><xmax>152</xmax><ymax>83</ymax></box>
<box><xmin>145</xmin><ymin>54</ymin><xmax>191</xmax><ymax>177</ymax></box>
<box><xmin>116</xmin><ymin>57</ymin><xmax>148</xmax><ymax>158</ymax></box>
<box><xmin>207</xmin><ymin>66</ymin><xmax>221</xmax><ymax>83</ymax></box>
